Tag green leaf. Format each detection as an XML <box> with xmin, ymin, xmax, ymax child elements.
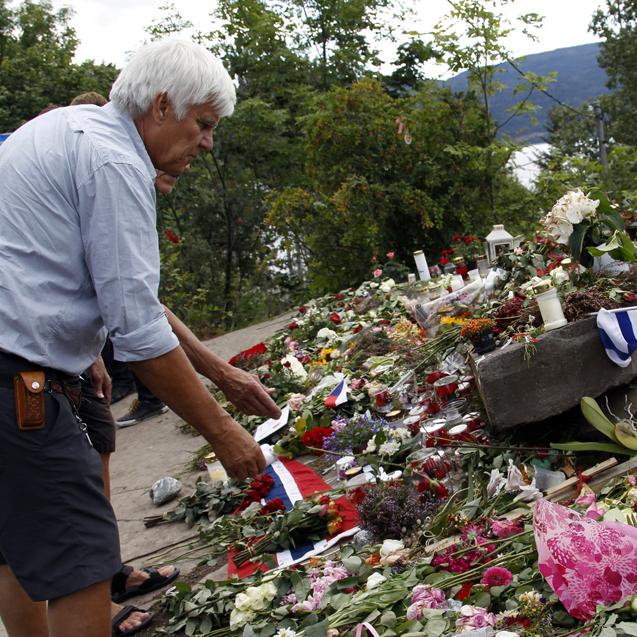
<box><xmin>342</xmin><ymin>556</ymin><xmax>363</xmax><ymax>573</ymax></box>
<box><xmin>551</xmin><ymin>441</ymin><xmax>634</xmax><ymax>455</ymax></box>
<box><xmin>424</xmin><ymin>617</ymin><xmax>449</xmax><ymax>637</ymax></box>
<box><xmin>474</xmin><ymin>591</ymin><xmax>491</xmax><ymax>608</ymax></box>
<box><xmin>569</xmin><ymin>222</ymin><xmax>589</xmax><ymax>262</ymax></box>
<box><xmin>616</xmin><ymin>622</ymin><xmax>637</xmax><ymax>635</ymax></box>
<box><xmin>581</xmin><ymin>397</ymin><xmax>619</xmax><ymax>442</ymax></box>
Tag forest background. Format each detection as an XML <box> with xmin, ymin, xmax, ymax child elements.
<box><xmin>1</xmin><ymin>0</ymin><xmax>636</xmax><ymax>337</ymax></box>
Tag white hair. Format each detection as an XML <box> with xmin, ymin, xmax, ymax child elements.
<box><xmin>110</xmin><ymin>39</ymin><xmax>236</xmax><ymax>120</ymax></box>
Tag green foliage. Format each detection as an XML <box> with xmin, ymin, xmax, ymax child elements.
<box><xmin>590</xmin><ymin>0</ymin><xmax>637</xmax><ymax>146</ymax></box>
<box><xmin>0</xmin><ymin>0</ymin><xmax>117</xmax><ymax>130</ymax></box>
<box><xmin>267</xmin><ymin>78</ymin><xmax>536</xmax><ymax>294</ymax></box>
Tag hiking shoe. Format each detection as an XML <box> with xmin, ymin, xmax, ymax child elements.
<box><xmin>116</xmin><ymin>399</ymin><xmax>169</xmax><ymax>428</ymax></box>
<box><xmin>110</xmin><ymin>382</ymin><xmax>136</xmax><ymax>405</ymax></box>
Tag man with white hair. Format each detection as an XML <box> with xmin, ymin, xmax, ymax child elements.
<box><xmin>0</xmin><ymin>39</ymin><xmax>280</xmax><ymax>637</ymax></box>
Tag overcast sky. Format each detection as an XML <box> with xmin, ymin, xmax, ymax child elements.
<box><xmin>49</xmin><ymin>0</ymin><xmax>604</xmax><ymax>75</ymax></box>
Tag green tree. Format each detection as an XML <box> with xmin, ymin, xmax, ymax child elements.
<box><xmin>590</xmin><ymin>0</ymin><xmax>637</xmax><ymax>146</ymax></box>
<box><xmin>0</xmin><ymin>0</ymin><xmax>117</xmax><ymax>130</ymax></box>
<box><xmin>266</xmin><ymin>78</ymin><xmax>531</xmax><ymax>293</ymax></box>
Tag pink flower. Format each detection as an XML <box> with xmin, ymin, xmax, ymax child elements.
<box><xmin>373</xmin><ymin>268</ymin><xmax>383</xmax><ymax>278</ymax></box>
<box><xmin>455</xmin><ymin>605</ymin><xmax>496</xmax><ymax>632</ymax></box>
<box><xmin>491</xmin><ymin>518</ymin><xmax>523</xmax><ymax>539</ymax></box>
<box><xmin>386</xmin><ymin>251</ymin><xmax>395</xmax><ymax>260</ymax></box>
<box><xmin>585</xmin><ymin>503</ymin><xmax>605</xmax><ymax>520</ymax></box>
<box><xmin>413</xmin><ymin>584</ymin><xmax>445</xmax><ymax>605</ymax></box>
<box><xmin>481</xmin><ymin>566</ymin><xmax>513</xmax><ymax>589</ymax></box>
<box><xmin>574</xmin><ymin>490</ymin><xmax>597</xmax><ymax>507</ymax></box>
<box><xmin>628</xmin><ymin>475</ymin><xmax>637</xmax><ymax>486</ymax></box>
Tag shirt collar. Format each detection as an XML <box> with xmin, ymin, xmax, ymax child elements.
<box><xmin>103</xmin><ymin>102</ymin><xmax>157</xmax><ymax>182</ymax></box>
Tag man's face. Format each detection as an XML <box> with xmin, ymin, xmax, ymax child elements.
<box><xmin>144</xmin><ymin>94</ymin><xmax>219</xmax><ymax>179</ymax></box>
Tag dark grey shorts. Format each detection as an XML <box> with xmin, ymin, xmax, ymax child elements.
<box><xmin>0</xmin><ymin>357</ymin><xmax>121</xmax><ymax>601</ymax></box>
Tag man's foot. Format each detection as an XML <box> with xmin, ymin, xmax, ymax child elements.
<box><xmin>111</xmin><ymin>602</ymin><xmax>152</xmax><ymax>636</ymax></box>
<box><xmin>116</xmin><ymin>400</ymin><xmax>169</xmax><ymax>428</ymax></box>
<box><xmin>112</xmin><ymin>565</ymin><xmax>179</xmax><ymax>603</ymax></box>
<box><xmin>110</xmin><ymin>382</ymin><xmax>135</xmax><ymax>405</ymax></box>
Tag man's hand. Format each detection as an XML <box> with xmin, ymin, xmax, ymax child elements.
<box><xmin>212</xmin><ymin>415</ymin><xmax>267</xmax><ymax>480</ymax></box>
<box><xmin>88</xmin><ymin>355</ymin><xmax>112</xmax><ymax>403</ymax></box>
<box><xmin>217</xmin><ymin>366</ymin><xmax>281</xmax><ymax>420</ymax></box>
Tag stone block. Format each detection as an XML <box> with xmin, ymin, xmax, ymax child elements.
<box><xmin>471</xmin><ymin>316</ymin><xmax>637</xmax><ymax>431</ymax></box>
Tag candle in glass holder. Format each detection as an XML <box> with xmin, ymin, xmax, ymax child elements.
<box><xmin>450</xmin><ymin>275</ymin><xmax>464</xmax><ymax>291</ymax></box>
<box><xmin>533</xmin><ymin>280</ymin><xmax>567</xmax><ymax>331</ymax></box>
<box><xmin>447</xmin><ymin>423</ymin><xmax>468</xmax><ymax>441</ymax></box>
<box><xmin>413</xmin><ymin>250</ymin><xmax>431</xmax><ymax>281</ymax></box>
<box><xmin>463</xmin><ymin>412</ymin><xmax>483</xmax><ymax>432</ymax></box>
<box><xmin>433</xmin><ymin>374</ymin><xmax>459</xmax><ymax>402</ymax></box>
<box><xmin>476</xmin><ymin>255</ymin><xmax>490</xmax><ymax>278</ymax></box>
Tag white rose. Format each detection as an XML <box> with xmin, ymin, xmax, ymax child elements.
<box><xmin>229</xmin><ymin>608</ymin><xmax>255</xmax><ymax>629</ymax></box>
<box><xmin>233</xmin><ymin>592</ymin><xmax>252</xmax><ymax>612</ymax></box>
<box><xmin>550</xmin><ymin>266</ymin><xmax>569</xmax><ymax>286</ymax></box>
<box><xmin>281</xmin><ymin>355</ymin><xmax>307</xmax><ymax>380</ymax></box>
<box><xmin>379</xmin><ymin>278</ymin><xmax>396</xmax><ymax>293</ymax></box>
<box><xmin>317</xmin><ymin>327</ymin><xmax>338</xmax><ymax>341</ymax></box>
<box><xmin>378</xmin><ymin>440</ymin><xmax>400</xmax><ymax>456</ymax></box>
<box><xmin>379</xmin><ymin>539</ymin><xmax>404</xmax><ymax>558</ymax></box>
<box><xmin>366</xmin><ymin>572</ymin><xmax>387</xmax><ymax>589</ymax></box>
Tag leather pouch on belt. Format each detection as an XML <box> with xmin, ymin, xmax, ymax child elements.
<box><xmin>14</xmin><ymin>371</ymin><xmax>46</xmax><ymax>430</ymax></box>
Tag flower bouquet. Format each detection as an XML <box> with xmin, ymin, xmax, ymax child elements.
<box><xmin>460</xmin><ymin>318</ymin><xmax>497</xmax><ymax>355</ymax></box>
<box><xmin>542</xmin><ymin>189</ymin><xmax>635</xmax><ymax>268</ymax></box>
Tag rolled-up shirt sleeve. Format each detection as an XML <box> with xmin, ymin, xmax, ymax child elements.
<box><xmin>78</xmin><ymin>161</ymin><xmax>179</xmax><ymax>362</ymax></box>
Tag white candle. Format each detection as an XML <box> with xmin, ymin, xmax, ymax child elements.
<box><xmin>413</xmin><ymin>250</ymin><xmax>431</xmax><ymax>281</ymax></box>
<box><xmin>450</xmin><ymin>275</ymin><xmax>464</xmax><ymax>291</ymax></box>
<box><xmin>407</xmin><ymin>273</ymin><xmax>416</xmax><ymax>283</ymax></box>
<box><xmin>535</xmin><ymin>285</ymin><xmax>567</xmax><ymax>331</ymax></box>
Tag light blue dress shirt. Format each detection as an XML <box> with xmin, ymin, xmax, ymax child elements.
<box><xmin>0</xmin><ymin>103</ymin><xmax>179</xmax><ymax>375</ymax></box>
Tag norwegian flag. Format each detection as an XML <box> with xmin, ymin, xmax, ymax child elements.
<box><xmin>324</xmin><ymin>375</ymin><xmax>349</xmax><ymax>409</ymax></box>
<box><xmin>227</xmin><ymin>458</ymin><xmax>359</xmax><ymax>578</ymax></box>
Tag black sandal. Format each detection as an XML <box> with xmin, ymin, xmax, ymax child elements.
<box><xmin>112</xmin><ymin>605</ymin><xmax>153</xmax><ymax>637</ymax></box>
<box><xmin>111</xmin><ymin>564</ymin><xmax>180</xmax><ymax>603</ymax></box>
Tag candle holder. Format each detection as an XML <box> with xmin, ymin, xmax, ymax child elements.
<box><xmin>476</xmin><ymin>255</ymin><xmax>490</xmax><ymax>278</ymax></box>
<box><xmin>532</xmin><ymin>280</ymin><xmax>567</xmax><ymax>331</ymax></box>
<box><xmin>485</xmin><ymin>224</ymin><xmax>514</xmax><ymax>264</ymax></box>
<box><xmin>433</xmin><ymin>374</ymin><xmax>459</xmax><ymax>403</ymax></box>
<box><xmin>413</xmin><ymin>250</ymin><xmax>431</xmax><ymax>281</ymax></box>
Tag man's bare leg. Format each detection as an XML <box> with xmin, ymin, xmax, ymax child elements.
<box><xmin>0</xmin><ymin>565</ymin><xmax>47</xmax><ymax>637</ymax></box>
<box><xmin>48</xmin><ymin>579</ymin><xmax>111</xmax><ymax>637</ymax></box>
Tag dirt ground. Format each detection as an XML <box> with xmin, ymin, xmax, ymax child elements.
<box><xmin>0</xmin><ymin>310</ymin><xmax>294</xmax><ymax>637</ymax></box>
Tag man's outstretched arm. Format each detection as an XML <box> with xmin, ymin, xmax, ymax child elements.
<box><xmin>163</xmin><ymin>305</ymin><xmax>281</xmax><ymax>420</ymax></box>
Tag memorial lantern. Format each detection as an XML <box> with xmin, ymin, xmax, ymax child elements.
<box><xmin>485</xmin><ymin>224</ymin><xmax>514</xmax><ymax>264</ymax></box>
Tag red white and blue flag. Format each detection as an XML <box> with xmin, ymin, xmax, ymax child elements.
<box><xmin>227</xmin><ymin>458</ymin><xmax>360</xmax><ymax>577</ymax></box>
<box><xmin>324</xmin><ymin>375</ymin><xmax>349</xmax><ymax>409</ymax></box>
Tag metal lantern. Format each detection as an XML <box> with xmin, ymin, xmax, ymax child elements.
<box><xmin>485</xmin><ymin>224</ymin><xmax>514</xmax><ymax>264</ymax></box>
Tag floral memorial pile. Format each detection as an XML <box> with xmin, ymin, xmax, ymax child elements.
<box><xmin>153</xmin><ymin>190</ymin><xmax>637</xmax><ymax>637</ymax></box>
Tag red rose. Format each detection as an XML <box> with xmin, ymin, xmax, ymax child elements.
<box><xmin>329</xmin><ymin>312</ymin><xmax>342</xmax><ymax>325</ymax></box>
<box><xmin>288</xmin><ymin>322</ymin><xmax>299</xmax><ymax>330</ymax></box>
<box><xmin>440</xmin><ymin>257</ymin><xmax>449</xmax><ymax>266</ymax></box>
<box><xmin>335</xmin><ymin>293</ymin><xmax>344</xmax><ymax>300</ymax></box>
<box><xmin>299</xmin><ymin>306</ymin><xmax>307</xmax><ymax>314</ymax></box>
<box><xmin>353</xmin><ymin>325</ymin><xmax>363</xmax><ymax>334</ymax></box>
<box><xmin>457</xmin><ymin>583</ymin><xmax>473</xmax><ymax>601</ymax></box>
<box><xmin>349</xmin><ymin>487</ymin><xmax>367</xmax><ymax>506</ymax></box>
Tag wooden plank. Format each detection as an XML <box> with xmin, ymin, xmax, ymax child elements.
<box><xmin>546</xmin><ymin>458</ymin><xmax>617</xmax><ymax>501</ymax></box>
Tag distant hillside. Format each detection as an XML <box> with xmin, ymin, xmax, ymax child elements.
<box><xmin>445</xmin><ymin>42</ymin><xmax>609</xmax><ymax>142</ymax></box>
